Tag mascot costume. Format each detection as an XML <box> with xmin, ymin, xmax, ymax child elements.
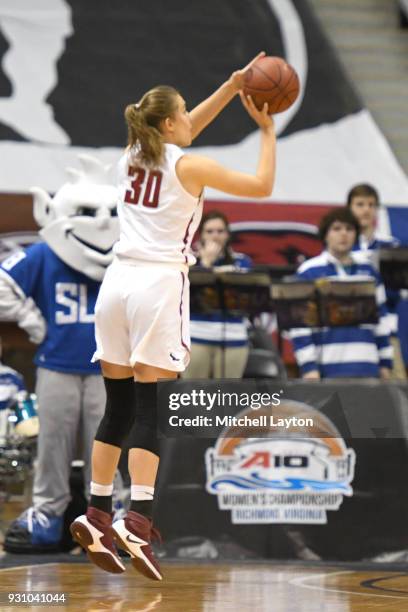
<box><xmin>0</xmin><ymin>156</ymin><xmax>124</xmax><ymax>552</ymax></box>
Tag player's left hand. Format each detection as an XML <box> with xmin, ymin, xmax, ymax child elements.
<box><xmin>229</xmin><ymin>51</ymin><xmax>266</xmax><ymax>93</ymax></box>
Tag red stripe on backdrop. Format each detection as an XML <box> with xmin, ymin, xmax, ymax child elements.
<box><xmin>200</xmin><ymin>200</ymin><xmax>336</xmax><ymax>265</ymax></box>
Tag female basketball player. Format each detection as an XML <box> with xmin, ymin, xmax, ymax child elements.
<box><xmin>71</xmin><ymin>52</ymin><xmax>276</xmax><ymax>579</ymax></box>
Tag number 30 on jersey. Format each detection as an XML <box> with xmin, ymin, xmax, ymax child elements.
<box><xmin>125</xmin><ymin>167</ymin><xmax>163</xmax><ymax>208</ymax></box>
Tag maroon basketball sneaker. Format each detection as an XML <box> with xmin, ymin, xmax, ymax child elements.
<box><xmin>70</xmin><ymin>507</ymin><xmax>126</xmax><ymax>574</ymax></box>
<box><xmin>112</xmin><ymin>511</ymin><xmax>162</xmax><ymax>580</ymax></box>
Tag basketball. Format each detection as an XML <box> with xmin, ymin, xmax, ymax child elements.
<box><xmin>243</xmin><ymin>56</ymin><xmax>300</xmax><ymax>114</ymax></box>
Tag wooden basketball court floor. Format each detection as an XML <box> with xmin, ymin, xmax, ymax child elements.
<box><xmin>1</xmin><ymin>560</ymin><xmax>408</xmax><ymax>611</ymax></box>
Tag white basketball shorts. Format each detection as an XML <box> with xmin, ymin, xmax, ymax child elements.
<box><xmin>92</xmin><ymin>259</ymin><xmax>190</xmax><ymax>371</ymax></box>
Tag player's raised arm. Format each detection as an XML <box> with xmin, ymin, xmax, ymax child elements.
<box><xmin>178</xmin><ymin>96</ymin><xmax>276</xmax><ymax>198</ymax></box>
<box><xmin>189</xmin><ymin>51</ymin><xmax>265</xmax><ymax>140</ymax></box>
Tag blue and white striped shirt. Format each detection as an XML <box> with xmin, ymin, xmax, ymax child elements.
<box><xmin>352</xmin><ymin>231</ymin><xmax>400</xmax><ymax>269</ymax></box>
<box><xmin>352</xmin><ymin>231</ymin><xmax>400</xmax><ymax>334</ymax></box>
<box><xmin>290</xmin><ymin>251</ymin><xmax>393</xmax><ymax>378</ymax></box>
<box><xmin>0</xmin><ymin>363</ymin><xmax>25</xmax><ymax>411</ymax></box>
<box><xmin>190</xmin><ymin>252</ymin><xmax>252</xmax><ymax>347</ymax></box>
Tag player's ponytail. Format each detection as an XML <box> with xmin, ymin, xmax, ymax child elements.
<box><xmin>125</xmin><ymin>85</ymin><xmax>180</xmax><ymax>168</ymax></box>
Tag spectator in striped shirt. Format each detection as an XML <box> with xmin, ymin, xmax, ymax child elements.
<box><xmin>346</xmin><ymin>183</ymin><xmax>405</xmax><ymax>379</ymax></box>
<box><xmin>0</xmin><ymin>337</ymin><xmax>26</xmax><ymax>446</ymax></box>
<box><xmin>347</xmin><ymin>183</ymin><xmax>399</xmax><ymax>251</ymax></box>
<box><xmin>347</xmin><ymin>183</ymin><xmax>399</xmax><ymax>262</ymax></box>
<box><xmin>290</xmin><ymin>208</ymin><xmax>393</xmax><ymax>380</ymax></box>
<box><xmin>184</xmin><ymin>210</ymin><xmax>252</xmax><ymax>378</ymax></box>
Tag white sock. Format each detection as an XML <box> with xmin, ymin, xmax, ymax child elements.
<box><xmin>90</xmin><ymin>481</ymin><xmax>113</xmax><ymax>496</ymax></box>
<box><xmin>131</xmin><ymin>484</ymin><xmax>154</xmax><ymax>501</ymax></box>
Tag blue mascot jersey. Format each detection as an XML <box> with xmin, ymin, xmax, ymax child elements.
<box><xmin>1</xmin><ymin>243</ymin><xmax>101</xmax><ymax>374</ymax></box>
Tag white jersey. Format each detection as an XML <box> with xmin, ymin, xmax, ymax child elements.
<box><xmin>114</xmin><ymin>143</ymin><xmax>203</xmax><ymax>265</ymax></box>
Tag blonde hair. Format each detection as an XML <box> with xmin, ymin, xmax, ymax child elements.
<box><xmin>124</xmin><ymin>85</ymin><xmax>180</xmax><ymax>168</ymax></box>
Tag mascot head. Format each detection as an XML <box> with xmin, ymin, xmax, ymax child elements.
<box><xmin>31</xmin><ymin>155</ymin><xmax>119</xmax><ymax>281</ymax></box>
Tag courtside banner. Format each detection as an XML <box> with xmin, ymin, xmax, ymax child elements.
<box><xmin>156</xmin><ymin>380</ymin><xmax>408</xmax><ymax>538</ymax></box>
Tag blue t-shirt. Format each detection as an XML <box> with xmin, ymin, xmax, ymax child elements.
<box><xmin>1</xmin><ymin>243</ymin><xmax>101</xmax><ymax>374</ymax></box>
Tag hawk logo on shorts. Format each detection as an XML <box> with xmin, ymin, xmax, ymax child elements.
<box><xmin>170</xmin><ymin>352</ymin><xmax>181</xmax><ymax>362</ymax></box>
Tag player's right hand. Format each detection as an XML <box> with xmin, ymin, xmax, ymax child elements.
<box><xmin>229</xmin><ymin>51</ymin><xmax>266</xmax><ymax>93</ymax></box>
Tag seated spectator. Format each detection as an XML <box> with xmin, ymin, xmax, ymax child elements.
<box><xmin>184</xmin><ymin>210</ymin><xmax>251</xmax><ymax>379</ymax></box>
<box><xmin>346</xmin><ymin>183</ymin><xmax>405</xmax><ymax>379</ymax></box>
<box><xmin>346</xmin><ymin>183</ymin><xmax>399</xmax><ymax>265</ymax></box>
<box><xmin>290</xmin><ymin>208</ymin><xmax>393</xmax><ymax>380</ymax></box>
<box><xmin>0</xmin><ymin>337</ymin><xmax>26</xmax><ymax>441</ymax></box>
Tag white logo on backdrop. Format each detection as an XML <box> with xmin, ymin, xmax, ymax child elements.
<box><xmin>0</xmin><ymin>0</ymin><xmax>72</xmax><ymax>144</ymax></box>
